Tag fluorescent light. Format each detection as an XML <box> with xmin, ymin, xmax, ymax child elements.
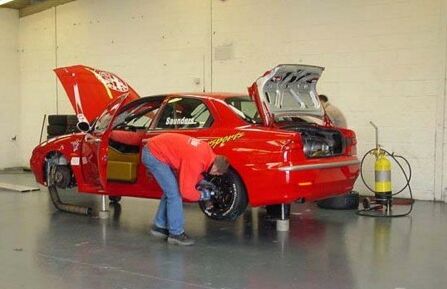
<box><xmin>0</xmin><ymin>0</ymin><xmax>14</xmax><ymax>6</ymax></box>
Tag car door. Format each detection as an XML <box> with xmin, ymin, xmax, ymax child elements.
<box><xmin>103</xmin><ymin>97</ymin><xmax>166</xmax><ymax>198</ymax></box>
<box><xmin>80</xmin><ymin>94</ymin><xmax>130</xmax><ymax>191</ymax></box>
<box><xmin>106</xmin><ymin>96</ymin><xmax>216</xmax><ymax>199</ymax></box>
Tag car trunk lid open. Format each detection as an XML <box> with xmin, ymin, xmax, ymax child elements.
<box><xmin>248</xmin><ymin>64</ymin><xmax>325</xmax><ymax>127</ymax></box>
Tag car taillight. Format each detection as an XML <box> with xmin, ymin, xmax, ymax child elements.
<box><xmin>345</xmin><ymin>136</ymin><xmax>357</xmax><ymax>156</ymax></box>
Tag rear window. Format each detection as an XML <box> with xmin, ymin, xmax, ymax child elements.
<box><xmin>225</xmin><ymin>96</ymin><xmax>262</xmax><ymax>124</ymax></box>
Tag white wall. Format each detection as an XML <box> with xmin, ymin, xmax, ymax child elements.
<box><xmin>211</xmin><ymin>0</ymin><xmax>446</xmax><ymax>201</ymax></box>
<box><xmin>0</xmin><ymin>9</ymin><xmax>20</xmax><ymax>169</ymax></box>
<box><xmin>13</xmin><ymin>0</ymin><xmax>447</xmax><ymax>201</ymax></box>
<box><xmin>18</xmin><ymin>9</ymin><xmax>57</xmax><ymax>169</ymax></box>
<box><xmin>18</xmin><ymin>0</ymin><xmax>212</xmax><ymax>165</ymax></box>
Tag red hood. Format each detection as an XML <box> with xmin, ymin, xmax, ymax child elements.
<box><xmin>54</xmin><ymin>65</ymin><xmax>140</xmax><ymax>122</ymax></box>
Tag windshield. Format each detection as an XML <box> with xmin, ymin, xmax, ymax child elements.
<box><xmin>225</xmin><ymin>96</ymin><xmax>262</xmax><ymax>124</ymax></box>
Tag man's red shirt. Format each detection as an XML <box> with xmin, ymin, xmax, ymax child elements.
<box><xmin>147</xmin><ymin>133</ymin><xmax>216</xmax><ymax>201</ymax></box>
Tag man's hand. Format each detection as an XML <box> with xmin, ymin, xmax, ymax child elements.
<box><xmin>197</xmin><ymin>180</ymin><xmax>220</xmax><ymax>201</ymax></box>
<box><xmin>200</xmin><ymin>188</ymin><xmax>213</xmax><ymax>201</ymax></box>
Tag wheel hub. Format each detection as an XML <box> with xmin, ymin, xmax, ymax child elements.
<box><xmin>53</xmin><ymin>166</ymin><xmax>71</xmax><ymax>188</ymax></box>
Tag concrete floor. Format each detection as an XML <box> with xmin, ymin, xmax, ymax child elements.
<box><xmin>0</xmin><ymin>172</ymin><xmax>446</xmax><ymax>289</ymax></box>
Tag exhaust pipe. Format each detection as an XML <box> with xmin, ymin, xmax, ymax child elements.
<box><xmin>47</xmin><ymin>163</ymin><xmax>93</xmax><ymax>216</ymax></box>
<box><xmin>48</xmin><ymin>185</ymin><xmax>92</xmax><ymax>215</ymax></box>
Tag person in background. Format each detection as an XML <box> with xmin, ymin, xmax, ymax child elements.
<box><xmin>318</xmin><ymin>94</ymin><xmax>347</xmax><ymax>128</ymax></box>
<box><xmin>142</xmin><ymin>133</ymin><xmax>229</xmax><ymax>246</ymax></box>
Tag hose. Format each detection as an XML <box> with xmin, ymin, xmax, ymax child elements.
<box><xmin>357</xmin><ymin>148</ymin><xmax>414</xmax><ymax>217</ymax></box>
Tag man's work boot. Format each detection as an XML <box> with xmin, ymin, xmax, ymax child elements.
<box><xmin>167</xmin><ymin>232</ymin><xmax>195</xmax><ymax>246</ymax></box>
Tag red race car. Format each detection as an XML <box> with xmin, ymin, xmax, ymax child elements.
<box><xmin>30</xmin><ymin>64</ymin><xmax>360</xmax><ymax>220</ymax></box>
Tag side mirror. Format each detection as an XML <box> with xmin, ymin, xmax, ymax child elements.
<box><xmin>77</xmin><ymin>121</ymin><xmax>91</xmax><ymax>132</ymax></box>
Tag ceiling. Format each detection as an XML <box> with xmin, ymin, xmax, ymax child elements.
<box><xmin>1</xmin><ymin>0</ymin><xmax>74</xmax><ymax>17</ymax></box>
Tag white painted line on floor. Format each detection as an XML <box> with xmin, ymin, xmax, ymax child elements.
<box><xmin>0</xmin><ymin>182</ymin><xmax>40</xmax><ymax>192</ymax></box>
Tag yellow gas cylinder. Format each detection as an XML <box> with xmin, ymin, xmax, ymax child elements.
<box><xmin>374</xmin><ymin>151</ymin><xmax>391</xmax><ymax>200</ymax></box>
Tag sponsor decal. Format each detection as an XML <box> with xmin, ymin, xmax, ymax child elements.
<box><xmin>189</xmin><ymin>137</ymin><xmax>201</xmax><ymax>147</ymax></box>
<box><xmin>70</xmin><ymin>139</ymin><xmax>81</xmax><ymax>152</ymax></box>
<box><xmin>85</xmin><ymin>68</ymin><xmax>129</xmax><ymax>99</ymax></box>
<box><xmin>208</xmin><ymin>132</ymin><xmax>244</xmax><ymax>148</ymax></box>
<box><xmin>70</xmin><ymin>157</ymin><xmax>80</xmax><ymax>166</ymax></box>
<box><xmin>165</xmin><ymin>117</ymin><xmax>196</xmax><ymax>126</ymax></box>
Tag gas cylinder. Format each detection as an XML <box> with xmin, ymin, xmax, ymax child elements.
<box><xmin>374</xmin><ymin>150</ymin><xmax>392</xmax><ymax>202</ymax></box>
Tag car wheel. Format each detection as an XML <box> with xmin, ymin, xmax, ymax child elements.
<box><xmin>317</xmin><ymin>191</ymin><xmax>360</xmax><ymax>210</ymax></box>
<box><xmin>199</xmin><ymin>169</ymin><xmax>248</xmax><ymax>221</ymax></box>
<box><xmin>46</xmin><ymin>156</ymin><xmax>92</xmax><ymax>215</ymax></box>
<box><xmin>109</xmin><ymin>196</ymin><xmax>122</xmax><ymax>203</ymax></box>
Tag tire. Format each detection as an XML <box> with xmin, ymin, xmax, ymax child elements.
<box><xmin>109</xmin><ymin>196</ymin><xmax>122</xmax><ymax>203</ymax></box>
<box><xmin>47</xmin><ymin>125</ymin><xmax>67</xmax><ymax>136</ymax></box>
<box><xmin>317</xmin><ymin>191</ymin><xmax>360</xmax><ymax>210</ymax></box>
<box><xmin>199</xmin><ymin>169</ymin><xmax>248</xmax><ymax>221</ymax></box>
<box><xmin>66</xmin><ymin>115</ymin><xmax>78</xmax><ymax>126</ymax></box>
<box><xmin>48</xmin><ymin>115</ymin><xmax>69</xmax><ymax>126</ymax></box>
<box><xmin>47</xmin><ymin>134</ymin><xmax>59</xmax><ymax>140</ymax></box>
<box><xmin>65</xmin><ymin>125</ymin><xmax>79</xmax><ymax>134</ymax></box>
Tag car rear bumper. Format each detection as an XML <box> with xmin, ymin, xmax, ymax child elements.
<box><xmin>244</xmin><ymin>157</ymin><xmax>360</xmax><ymax>206</ymax></box>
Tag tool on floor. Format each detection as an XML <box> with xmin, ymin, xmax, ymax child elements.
<box><xmin>357</xmin><ymin>121</ymin><xmax>413</xmax><ymax>217</ymax></box>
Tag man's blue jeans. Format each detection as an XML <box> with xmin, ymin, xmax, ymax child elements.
<box><xmin>141</xmin><ymin>146</ymin><xmax>184</xmax><ymax>235</ymax></box>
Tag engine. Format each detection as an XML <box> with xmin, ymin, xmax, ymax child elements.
<box><xmin>284</xmin><ymin>125</ymin><xmax>344</xmax><ymax>158</ymax></box>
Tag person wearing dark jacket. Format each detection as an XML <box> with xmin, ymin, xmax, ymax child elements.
<box><xmin>142</xmin><ymin>133</ymin><xmax>229</xmax><ymax>246</ymax></box>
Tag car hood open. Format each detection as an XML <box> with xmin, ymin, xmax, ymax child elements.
<box><xmin>248</xmin><ymin>64</ymin><xmax>325</xmax><ymax>126</ymax></box>
<box><xmin>54</xmin><ymin>65</ymin><xmax>140</xmax><ymax>122</ymax></box>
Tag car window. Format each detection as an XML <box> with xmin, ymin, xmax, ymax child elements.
<box><xmin>93</xmin><ymin>97</ymin><xmax>127</xmax><ymax>133</ymax></box>
<box><xmin>112</xmin><ymin>100</ymin><xmax>162</xmax><ymax>130</ymax></box>
<box><xmin>94</xmin><ymin>111</ymin><xmax>114</xmax><ymax>132</ymax></box>
<box><xmin>225</xmin><ymin>96</ymin><xmax>262</xmax><ymax>124</ymax></box>
<box><xmin>155</xmin><ymin>97</ymin><xmax>213</xmax><ymax>129</ymax></box>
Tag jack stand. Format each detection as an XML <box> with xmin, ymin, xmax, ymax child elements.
<box><xmin>276</xmin><ymin>203</ymin><xmax>290</xmax><ymax>232</ymax></box>
<box><xmin>98</xmin><ymin>195</ymin><xmax>109</xmax><ymax>219</ymax></box>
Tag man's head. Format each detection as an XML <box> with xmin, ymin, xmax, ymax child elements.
<box><xmin>318</xmin><ymin>94</ymin><xmax>328</xmax><ymax>103</ymax></box>
<box><xmin>208</xmin><ymin>155</ymin><xmax>230</xmax><ymax>175</ymax></box>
